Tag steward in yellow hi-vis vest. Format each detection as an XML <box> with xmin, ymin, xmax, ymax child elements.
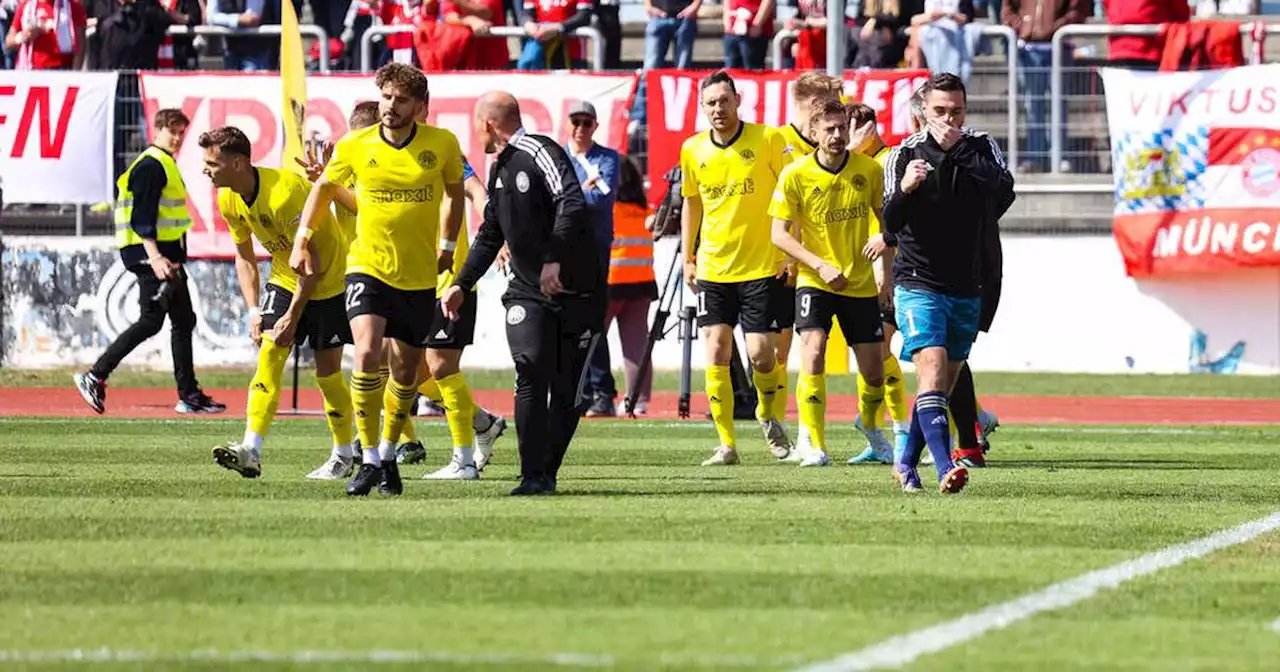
<box><xmin>73</xmin><ymin>109</ymin><xmax>226</xmax><ymax>417</ymax></box>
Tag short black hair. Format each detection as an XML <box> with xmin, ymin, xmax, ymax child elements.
<box><xmin>349</xmin><ymin>101</ymin><xmax>379</xmax><ymax>129</ymax></box>
<box><xmin>919</xmin><ymin>73</ymin><xmax>966</xmax><ymax>102</ymax></box>
<box><xmin>700</xmin><ymin>70</ymin><xmax>737</xmax><ymax>95</ymax></box>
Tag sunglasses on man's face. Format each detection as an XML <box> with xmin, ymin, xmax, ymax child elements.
<box><xmin>570</xmin><ymin>116</ymin><xmax>596</xmax><ymax>128</ymax></box>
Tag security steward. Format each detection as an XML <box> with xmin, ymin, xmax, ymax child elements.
<box><xmin>73</xmin><ymin>109</ymin><xmax>226</xmax><ymax>416</ymax></box>
<box><xmin>443</xmin><ymin>90</ymin><xmax>603</xmax><ymax>496</ymax></box>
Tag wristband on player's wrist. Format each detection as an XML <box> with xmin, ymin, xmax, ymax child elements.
<box><xmin>248</xmin><ymin>307</ymin><xmax>262</xmax><ymax>319</ymax></box>
<box><xmin>439</xmin><ymin>239</ymin><xmax>456</xmax><ymax>252</ymax></box>
<box><xmin>296</xmin><ymin>226</ymin><xmax>315</xmax><ymax>242</ymax></box>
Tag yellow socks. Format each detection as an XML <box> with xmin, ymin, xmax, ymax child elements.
<box><xmin>769</xmin><ymin>363</ymin><xmax>788</xmax><ymax>421</ymax></box>
<box><xmin>350</xmin><ymin>371</ymin><xmax>384</xmax><ymax>460</ymax></box>
<box><xmin>436</xmin><ymin>372</ymin><xmax>476</xmax><ymax>450</ymax></box>
<box><xmin>706</xmin><ymin>364</ymin><xmax>736</xmax><ymax>448</ymax></box>
<box><xmin>398</xmin><ymin>414</ymin><xmax>418</xmax><ymax>444</ymax></box>
<box><xmin>858</xmin><ymin>380</ymin><xmax>886</xmax><ymax>431</ymax></box>
<box><xmin>418</xmin><ymin>376</ymin><xmax>444</xmax><ymax>404</ymax></box>
<box><xmin>752</xmin><ymin>365</ymin><xmax>781</xmax><ymax>422</ymax></box>
<box><xmin>315</xmin><ymin>370</ymin><xmax>354</xmax><ymax>454</ymax></box>
<box><xmin>244</xmin><ymin>336</ymin><xmax>291</xmax><ymax>442</ymax></box>
<box><xmin>883</xmin><ymin>354</ymin><xmax>909</xmax><ymax>426</ymax></box>
<box><xmin>797</xmin><ymin>372</ymin><xmax>826</xmax><ymax>452</ymax></box>
<box><xmin>381</xmin><ymin>379</ymin><xmax>418</xmax><ymax>448</ymax></box>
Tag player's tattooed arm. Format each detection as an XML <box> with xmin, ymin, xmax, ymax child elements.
<box><xmin>439</xmin><ymin>180</ymin><xmax>466</xmax><ymax>273</ymax></box>
<box><xmin>771</xmin><ymin>216</ymin><xmax>847</xmax><ymax>291</ymax></box>
<box><xmin>232</xmin><ymin>238</ymin><xmax>262</xmax><ymax>345</ymax></box>
<box><xmin>292</xmin><ymin>176</ymin><xmax>339</xmax><ymax>277</ymax></box>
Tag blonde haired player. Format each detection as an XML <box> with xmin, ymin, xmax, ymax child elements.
<box><xmin>768</xmin><ymin>96</ymin><xmax>892</xmax><ymax>466</ymax></box>
<box><xmin>681</xmin><ymin>70</ymin><xmax>796</xmax><ymax>465</ymax></box>
<box><xmin>201</xmin><ymin>126</ymin><xmax>356</xmax><ymax>479</ymax></box>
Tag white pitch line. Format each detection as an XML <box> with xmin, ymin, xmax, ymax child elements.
<box><xmin>792</xmin><ymin>511</ymin><xmax>1280</xmax><ymax>672</ymax></box>
<box><xmin>1270</xmin><ymin>617</ymin><xmax>1280</xmax><ymax>633</ymax></box>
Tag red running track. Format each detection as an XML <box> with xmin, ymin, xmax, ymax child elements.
<box><xmin>2</xmin><ymin>387</ymin><xmax>1278</xmax><ymax>425</ymax></box>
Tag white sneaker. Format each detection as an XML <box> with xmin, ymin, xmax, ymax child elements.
<box><xmin>798</xmin><ymin>449</ymin><xmax>830</xmax><ymax>467</ymax></box>
<box><xmin>700</xmin><ymin>446</ymin><xmax>740</xmax><ymax>466</ymax></box>
<box><xmin>979</xmin><ymin>410</ymin><xmax>1000</xmax><ymax>444</ymax></box>
<box><xmin>854</xmin><ymin>415</ymin><xmax>894</xmax><ymax>463</ymax></box>
<box><xmin>760</xmin><ymin>418</ymin><xmax>793</xmax><ymax>460</ymax></box>
<box><xmin>423</xmin><ymin>456</ymin><xmax>480</xmax><ymax>480</ymax></box>
<box><xmin>784</xmin><ymin>426</ymin><xmax>809</xmax><ymax>463</ymax></box>
<box><xmin>306</xmin><ymin>454</ymin><xmax>354</xmax><ymax>480</ymax></box>
<box><xmin>921</xmin><ymin>451</ymin><xmax>935</xmax><ymax>466</ymax></box>
<box><xmin>474</xmin><ymin>413</ymin><xmax>507</xmax><ymax>472</ymax></box>
<box><xmin>212</xmin><ymin>442</ymin><xmax>261</xmax><ymax>478</ymax></box>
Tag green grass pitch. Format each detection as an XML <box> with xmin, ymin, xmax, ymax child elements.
<box><xmin>2</xmin><ymin>413</ymin><xmax>1279</xmax><ymax>671</ymax></box>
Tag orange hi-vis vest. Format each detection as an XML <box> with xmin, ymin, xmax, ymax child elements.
<box><xmin>608</xmin><ymin>201</ymin><xmax>656</xmax><ymax>286</ymax></box>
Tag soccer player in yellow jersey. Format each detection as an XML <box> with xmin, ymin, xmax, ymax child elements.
<box><xmin>841</xmin><ymin>102</ymin><xmax>912</xmax><ymax>465</ymax></box>
<box><xmin>198</xmin><ymin>126</ymin><xmax>355</xmax><ymax>480</ymax></box>
<box><xmin>777</xmin><ymin>72</ymin><xmax>843</xmax><ymax>458</ymax></box>
<box><xmin>680</xmin><ymin>70</ymin><xmax>795</xmax><ymax>466</ymax></box>
<box><xmin>768</xmin><ymin>96</ymin><xmax>893</xmax><ymax>467</ymax></box>
<box><xmin>292</xmin><ymin>62</ymin><xmax>466</xmax><ymax>497</ymax></box>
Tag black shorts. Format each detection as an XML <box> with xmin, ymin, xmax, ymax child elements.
<box><xmin>794</xmin><ymin>287</ymin><xmax>884</xmax><ymax>344</ymax></box>
<box><xmin>426</xmin><ymin>290</ymin><xmax>477</xmax><ymax>350</ymax></box>
<box><xmin>880</xmin><ymin>307</ymin><xmax>898</xmax><ymax>330</ymax></box>
<box><xmin>261</xmin><ymin>283</ymin><xmax>352</xmax><ymax>350</ymax></box>
<box><xmin>695</xmin><ymin>277</ymin><xmax>793</xmax><ymax>333</ymax></box>
<box><xmin>344</xmin><ymin>273</ymin><xmax>435</xmax><ymax>347</ymax></box>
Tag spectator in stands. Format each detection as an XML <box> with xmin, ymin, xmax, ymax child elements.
<box><xmin>724</xmin><ymin>0</ymin><xmax>774</xmax><ymax>69</ymax></box>
<box><xmin>442</xmin><ymin>0</ymin><xmax>510</xmax><ymax>68</ymax></box>
<box><xmin>4</xmin><ymin>0</ymin><xmax>86</xmax><ymax>69</ymax></box>
<box><xmin>381</xmin><ymin>0</ymin><xmax>432</xmax><ymax>65</ymax></box>
<box><xmin>339</xmin><ymin>0</ymin><xmax>377</xmax><ymax>70</ymax></box>
<box><xmin>1003</xmin><ymin>0</ymin><xmax>1090</xmax><ymax>173</ymax></box>
<box><xmin>1104</xmin><ymin>0</ymin><xmax>1189</xmax><ymax>70</ymax></box>
<box><xmin>517</xmin><ymin>0</ymin><xmax>593</xmax><ymax>70</ymax></box>
<box><xmin>909</xmin><ymin>0</ymin><xmax>976</xmax><ymax>72</ymax></box>
<box><xmin>154</xmin><ymin>0</ymin><xmax>199</xmax><ymax>70</ymax></box>
<box><xmin>597</xmin><ymin>0</ymin><xmax>620</xmax><ymax>69</ymax></box>
<box><xmin>95</xmin><ymin>0</ymin><xmax>184</xmax><ymax>69</ymax></box>
<box><xmin>628</xmin><ymin>0</ymin><xmax>699</xmax><ymax>127</ymax></box>
<box><xmin>785</xmin><ymin>0</ymin><xmax>833</xmax><ymax>70</ymax></box>
<box><xmin>0</xmin><ymin>0</ymin><xmax>18</xmax><ymax>67</ymax></box>
<box><xmin>206</xmin><ymin>0</ymin><xmax>270</xmax><ymax>70</ymax></box>
<box><xmin>561</xmin><ymin>101</ymin><xmax>622</xmax><ymax>417</ymax></box>
<box><xmin>851</xmin><ymin>0</ymin><xmax>914</xmax><ymax>69</ymax></box>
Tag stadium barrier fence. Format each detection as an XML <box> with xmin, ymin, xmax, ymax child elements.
<box><xmin>358</xmin><ymin>25</ymin><xmax>607</xmax><ymax>73</ymax></box>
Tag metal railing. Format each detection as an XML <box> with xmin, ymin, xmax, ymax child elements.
<box><xmin>84</xmin><ymin>24</ymin><xmax>331</xmax><ymax>74</ymax></box>
<box><xmin>769</xmin><ymin>23</ymin><xmax>1019</xmax><ymax>168</ymax></box>
<box><xmin>1048</xmin><ymin>21</ymin><xmax>1278</xmax><ymax>173</ymax></box>
<box><xmin>359</xmin><ymin>25</ymin><xmax>605</xmax><ymax>73</ymax></box>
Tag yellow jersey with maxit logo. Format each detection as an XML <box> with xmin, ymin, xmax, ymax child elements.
<box><xmin>679</xmin><ymin>121</ymin><xmax>788</xmax><ymax>283</ymax></box>
<box><xmin>219</xmin><ymin>167</ymin><xmax>346</xmax><ymax>301</ymax></box>
<box><xmin>323</xmin><ymin>122</ymin><xmax>464</xmax><ymax>291</ymax></box>
<box><xmin>767</xmin><ymin>151</ymin><xmax>884</xmax><ymax>298</ymax></box>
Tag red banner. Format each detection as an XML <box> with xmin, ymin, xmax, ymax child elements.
<box><xmin>643</xmin><ymin>68</ymin><xmax>929</xmax><ymax>205</ymax></box>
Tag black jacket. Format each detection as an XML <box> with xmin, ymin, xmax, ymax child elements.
<box><xmin>456</xmin><ymin>130</ymin><xmax>600</xmax><ymax>302</ymax></box>
<box><xmin>882</xmin><ymin>128</ymin><xmax>1014</xmax><ymax>299</ymax></box>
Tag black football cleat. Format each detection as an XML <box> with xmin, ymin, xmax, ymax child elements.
<box><xmin>509</xmin><ymin>476</ymin><xmax>553</xmax><ymax>496</ymax></box>
<box><xmin>73</xmin><ymin>371</ymin><xmax>106</xmax><ymax>414</ymax></box>
<box><xmin>346</xmin><ymin>463</ymin><xmax>383</xmax><ymax>497</ymax></box>
<box><xmin>378</xmin><ymin>460</ymin><xmax>403</xmax><ymax>496</ymax></box>
<box><xmin>395</xmin><ymin>441</ymin><xmax>426</xmax><ymax>465</ymax></box>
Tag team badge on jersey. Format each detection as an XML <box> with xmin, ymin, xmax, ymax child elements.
<box><xmin>515</xmin><ymin>171</ymin><xmax>530</xmax><ymax>193</ymax></box>
<box><xmin>418</xmin><ymin>150</ymin><xmax>436</xmax><ymax>169</ymax></box>
<box><xmin>507</xmin><ymin>305</ymin><xmax>526</xmax><ymax>325</ymax></box>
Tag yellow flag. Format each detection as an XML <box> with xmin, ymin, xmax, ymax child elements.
<box><xmin>280</xmin><ymin>0</ymin><xmax>307</xmax><ymax>176</ymax></box>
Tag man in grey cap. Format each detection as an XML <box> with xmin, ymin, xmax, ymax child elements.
<box><xmin>564</xmin><ymin>100</ymin><xmax>623</xmax><ymax>417</ymax></box>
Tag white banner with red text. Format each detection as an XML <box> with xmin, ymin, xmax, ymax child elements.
<box><xmin>0</xmin><ymin>70</ymin><xmax>117</xmax><ymax>204</ymax></box>
<box><xmin>137</xmin><ymin>72</ymin><xmax>637</xmax><ymax>259</ymax></box>
<box><xmin>1104</xmin><ymin>64</ymin><xmax>1280</xmax><ymax>277</ymax></box>
<box><xmin>643</xmin><ymin>68</ymin><xmax>930</xmax><ymax>205</ymax></box>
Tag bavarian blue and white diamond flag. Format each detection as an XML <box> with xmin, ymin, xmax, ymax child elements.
<box><xmin>1102</xmin><ymin>64</ymin><xmax>1280</xmax><ymax>277</ymax></box>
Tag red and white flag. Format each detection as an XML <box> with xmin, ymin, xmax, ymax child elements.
<box><xmin>1104</xmin><ymin>65</ymin><xmax>1280</xmax><ymax>277</ymax></box>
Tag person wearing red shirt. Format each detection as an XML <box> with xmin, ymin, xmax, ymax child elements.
<box><xmin>723</xmin><ymin>0</ymin><xmax>773</xmax><ymax>69</ymax></box>
<box><xmin>380</xmin><ymin>0</ymin><xmax>433</xmax><ymax>64</ymax></box>
<box><xmin>516</xmin><ymin>0</ymin><xmax>593</xmax><ymax>70</ymax></box>
<box><xmin>442</xmin><ymin>0</ymin><xmax>508</xmax><ymax>69</ymax></box>
<box><xmin>4</xmin><ymin>0</ymin><xmax>85</xmax><ymax>70</ymax></box>
<box><xmin>1104</xmin><ymin>0</ymin><xmax>1189</xmax><ymax>70</ymax></box>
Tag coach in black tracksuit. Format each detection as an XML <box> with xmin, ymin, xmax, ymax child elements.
<box><xmin>444</xmin><ymin>91</ymin><xmax>604</xmax><ymax>496</ymax></box>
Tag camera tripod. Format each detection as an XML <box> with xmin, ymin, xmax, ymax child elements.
<box><xmin>621</xmin><ymin>238</ymin><xmax>757</xmax><ymax>420</ymax></box>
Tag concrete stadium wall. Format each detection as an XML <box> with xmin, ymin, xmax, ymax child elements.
<box><xmin>3</xmin><ymin>235</ymin><xmax>1277</xmax><ymax>375</ymax></box>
